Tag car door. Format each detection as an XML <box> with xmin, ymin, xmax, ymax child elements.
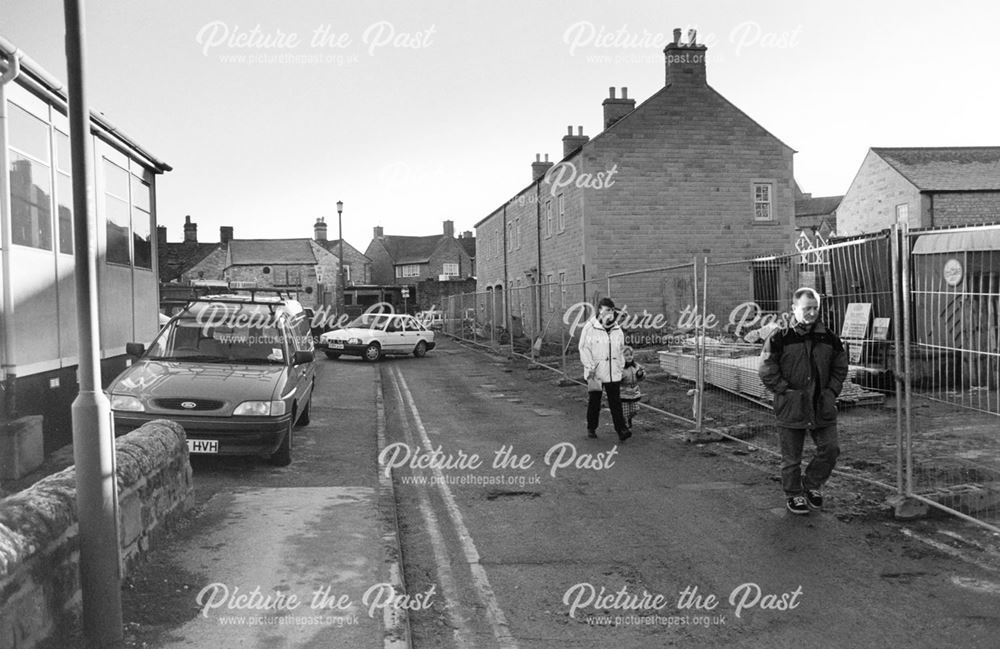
<box><xmin>382</xmin><ymin>316</ymin><xmax>407</xmax><ymax>354</ymax></box>
<box><xmin>400</xmin><ymin>316</ymin><xmax>421</xmax><ymax>352</ymax></box>
<box><xmin>286</xmin><ymin>317</ymin><xmax>314</xmax><ymax>413</ymax></box>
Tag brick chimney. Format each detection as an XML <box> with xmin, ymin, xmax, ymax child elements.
<box><xmin>602</xmin><ymin>87</ymin><xmax>635</xmax><ymax>129</ymax></box>
<box><xmin>461</xmin><ymin>230</ymin><xmax>472</xmax><ymax>239</ymax></box>
<box><xmin>443</xmin><ymin>220</ymin><xmax>455</xmax><ymax>238</ymax></box>
<box><xmin>562</xmin><ymin>125</ymin><xmax>589</xmax><ymax>158</ymax></box>
<box><xmin>531</xmin><ymin>153</ymin><xmax>554</xmax><ymax>182</ymax></box>
<box><xmin>220</xmin><ymin>226</ymin><xmax>234</xmax><ymax>244</ymax></box>
<box><xmin>314</xmin><ymin>217</ymin><xmax>328</xmax><ymax>242</ymax></box>
<box><xmin>373</xmin><ymin>225</ymin><xmax>384</xmax><ymax>238</ymax></box>
<box><xmin>664</xmin><ymin>28</ymin><xmax>707</xmax><ymax>86</ymax></box>
<box><xmin>156</xmin><ymin>225</ymin><xmax>167</xmax><ymax>247</ymax></box>
<box><xmin>183</xmin><ymin>215</ymin><xmax>197</xmax><ymax>243</ymax></box>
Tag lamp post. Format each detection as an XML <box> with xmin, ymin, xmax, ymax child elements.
<box><xmin>337</xmin><ymin>200</ymin><xmax>344</xmax><ymax>314</ymax></box>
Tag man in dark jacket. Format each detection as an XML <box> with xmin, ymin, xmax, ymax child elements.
<box><xmin>759</xmin><ymin>287</ymin><xmax>849</xmax><ymax>515</ymax></box>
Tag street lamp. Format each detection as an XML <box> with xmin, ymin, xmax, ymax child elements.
<box><xmin>337</xmin><ymin>200</ymin><xmax>344</xmax><ymax>314</ymax></box>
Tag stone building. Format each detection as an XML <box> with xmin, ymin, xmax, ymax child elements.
<box><xmin>836</xmin><ymin>147</ymin><xmax>1000</xmax><ymax>236</ymax></box>
<box><xmin>475</xmin><ymin>28</ymin><xmax>796</xmax><ymax>338</ymax></box>
<box><xmin>364</xmin><ymin>220</ymin><xmax>473</xmax><ymax>285</ymax></box>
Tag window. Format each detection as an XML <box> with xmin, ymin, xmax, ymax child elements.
<box><xmin>396</xmin><ymin>264</ymin><xmax>421</xmax><ymax>278</ymax></box>
<box><xmin>559</xmin><ymin>272</ymin><xmax>566</xmax><ymax>309</ymax></box>
<box><xmin>104</xmin><ymin>159</ymin><xmax>131</xmax><ymax>264</ymax></box>
<box><xmin>752</xmin><ymin>260</ymin><xmax>781</xmax><ymax>312</ymax></box>
<box><xmin>753</xmin><ymin>182</ymin><xmax>773</xmax><ymax>221</ymax></box>
<box><xmin>557</xmin><ymin>194</ymin><xmax>566</xmax><ymax>232</ymax></box>
<box><xmin>8</xmin><ymin>103</ymin><xmax>53</xmax><ymax>250</ymax></box>
<box><xmin>545</xmin><ymin>200</ymin><xmax>553</xmax><ymax>237</ymax></box>
<box><xmin>55</xmin><ymin>131</ymin><xmax>73</xmax><ymax>254</ymax></box>
<box><xmin>442</xmin><ymin>262</ymin><xmax>459</xmax><ymax>276</ymax></box>
<box><xmin>344</xmin><ymin>265</ymin><xmax>352</xmax><ymax>282</ymax></box>
<box><xmin>507</xmin><ymin>221</ymin><xmax>514</xmax><ymax>252</ymax></box>
<box><xmin>895</xmin><ymin>203</ymin><xmax>909</xmax><ymax>224</ymax></box>
<box><xmin>546</xmin><ymin>273</ymin><xmax>554</xmax><ymax>310</ymax></box>
<box><xmin>514</xmin><ymin>217</ymin><xmax>521</xmax><ymax>249</ymax></box>
<box><xmin>132</xmin><ymin>175</ymin><xmax>152</xmax><ymax>268</ymax></box>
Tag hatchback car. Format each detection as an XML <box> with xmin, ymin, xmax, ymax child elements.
<box><xmin>318</xmin><ymin>313</ymin><xmax>435</xmax><ymax>361</ymax></box>
<box><xmin>107</xmin><ymin>295</ymin><xmax>316</xmax><ymax>466</ymax></box>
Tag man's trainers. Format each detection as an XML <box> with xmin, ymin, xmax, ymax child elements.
<box><xmin>805</xmin><ymin>489</ymin><xmax>824</xmax><ymax>510</ymax></box>
<box><xmin>786</xmin><ymin>495</ymin><xmax>810</xmax><ymax>515</ymax></box>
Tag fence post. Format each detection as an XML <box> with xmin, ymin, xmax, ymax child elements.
<box><xmin>693</xmin><ymin>256</ymin><xmax>703</xmax><ymax>432</ymax></box>
<box><xmin>891</xmin><ymin>223</ymin><xmax>905</xmax><ymax>496</ymax></box>
<box><xmin>901</xmin><ymin>220</ymin><xmax>914</xmax><ymax>497</ymax></box>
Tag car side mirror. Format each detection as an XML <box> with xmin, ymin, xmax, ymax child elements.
<box><xmin>292</xmin><ymin>350</ymin><xmax>314</xmax><ymax>365</ymax></box>
<box><xmin>125</xmin><ymin>342</ymin><xmax>145</xmax><ymax>357</ymax></box>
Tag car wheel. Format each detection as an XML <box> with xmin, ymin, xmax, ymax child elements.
<box><xmin>413</xmin><ymin>340</ymin><xmax>428</xmax><ymax>358</ymax></box>
<box><xmin>364</xmin><ymin>342</ymin><xmax>383</xmax><ymax>362</ymax></box>
<box><xmin>269</xmin><ymin>419</ymin><xmax>292</xmax><ymax>466</ymax></box>
<box><xmin>297</xmin><ymin>395</ymin><xmax>311</xmax><ymax>426</ymax></box>
<box><xmin>324</xmin><ymin>351</ymin><xmax>341</xmax><ymax>359</ymax></box>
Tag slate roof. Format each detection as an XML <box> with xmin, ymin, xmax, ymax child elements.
<box><xmin>316</xmin><ymin>239</ymin><xmax>373</xmax><ymax>262</ymax></box>
<box><xmin>873</xmin><ymin>147</ymin><xmax>1000</xmax><ymax>191</ymax></box>
<box><xmin>795</xmin><ymin>195</ymin><xmax>842</xmax><ymax>218</ymax></box>
<box><xmin>228</xmin><ymin>239</ymin><xmax>317</xmax><ymax>265</ymax></box>
<box><xmin>159</xmin><ymin>242</ymin><xmax>222</xmax><ymax>283</ymax></box>
<box><xmin>377</xmin><ymin>235</ymin><xmax>445</xmax><ymax>264</ymax></box>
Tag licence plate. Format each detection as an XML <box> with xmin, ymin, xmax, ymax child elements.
<box><xmin>330</xmin><ymin>342</ymin><xmax>344</xmax><ymax>349</ymax></box>
<box><xmin>188</xmin><ymin>439</ymin><xmax>219</xmax><ymax>454</ymax></box>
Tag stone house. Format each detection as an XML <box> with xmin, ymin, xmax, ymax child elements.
<box><xmin>475</xmin><ymin>28</ymin><xmax>796</xmax><ymax>338</ymax></box>
<box><xmin>836</xmin><ymin>147</ymin><xmax>1000</xmax><ymax>236</ymax></box>
<box><xmin>364</xmin><ymin>220</ymin><xmax>473</xmax><ymax>285</ymax></box>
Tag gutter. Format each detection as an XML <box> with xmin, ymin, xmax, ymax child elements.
<box><xmin>0</xmin><ymin>49</ymin><xmax>20</xmax><ymax>416</ymax></box>
<box><xmin>0</xmin><ymin>35</ymin><xmax>172</xmax><ymax>174</ymax></box>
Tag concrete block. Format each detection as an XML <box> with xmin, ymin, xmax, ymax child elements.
<box><xmin>685</xmin><ymin>428</ymin><xmax>725</xmax><ymax>443</ymax></box>
<box><xmin>886</xmin><ymin>495</ymin><xmax>929</xmax><ymax>520</ymax></box>
<box><xmin>0</xmin><ymin>416</ymin><xmax>43</xmax><ymax>480</ymax></box>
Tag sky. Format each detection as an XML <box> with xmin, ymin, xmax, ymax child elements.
<box><xmin>2</xmin><ymin>0</ymin><xmax>998</xmax><ymax>250</ymax></box>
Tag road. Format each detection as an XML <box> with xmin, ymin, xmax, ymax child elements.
<box><xmin>113</xmin><ymin>337</ymin><xmax>1000</xmax><ymax>649</ymax></box>
<box><xmin>381</xmin><ymin>339</ymin><xmax>1000</xmax><ymax>649</ymax></box>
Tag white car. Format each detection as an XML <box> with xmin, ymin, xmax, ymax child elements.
<box><xmin>319</xmin><ymin>313</ymin><xmax>436</xmax><ymax>361</ymax></box>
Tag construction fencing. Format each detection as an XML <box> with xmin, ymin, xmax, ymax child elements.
<box><xmin>445</xmin><ymin>223</ymin><xmax>1000</xmax><ymax>532</ymax></box>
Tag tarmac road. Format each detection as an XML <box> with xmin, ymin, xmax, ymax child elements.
<box><xmin>382</xmin><ymin>338</ymin><xmax>1000</xmax><ymax>649</ymax></box>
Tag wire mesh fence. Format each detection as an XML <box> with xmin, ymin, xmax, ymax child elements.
<box><xmin>903</xmin><ymin>223</ymin><xmax>1000</xmax><ymax>529</ymax></box>
<box><xmin>606</xmin><ymin>262</ymin><xmax>699</xmax><ymax>426</ymax></box>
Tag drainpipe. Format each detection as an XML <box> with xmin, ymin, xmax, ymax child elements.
<box><xmin>0</xmin><ymin>47</ymin><xmax>21</xmax><ymax>419</ymax></box>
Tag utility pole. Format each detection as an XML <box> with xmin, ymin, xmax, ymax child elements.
<box><xmin>64</xmin><ymin>0</ymin><xmax>124</xmax><ymax>644</ymax></box>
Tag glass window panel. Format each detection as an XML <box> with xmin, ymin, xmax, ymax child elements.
<box><xmin>9</xmin><ymin>152</ymin><xmax>53</xmax><ymax>250</ymax></box>
<box><xmin>106</xmin><ymin>195</ymin><xmax>131</xmax><ymax>264</ymax></box>
<box><xmin>57</xmin><ymin>173</ymin><xmax>73</xmax><ymax>254</ymax></box>
<box><xmin>103</xmin><ymin>158</ymin><xmax>129</xmax><ymax>199</ymax></box>
<box><xmin>55</xmin><ymin>130</ymin><xmax>71</xmax><ymax>174</ymax></box>
<box><xmin>131</xmin><ymin>176</ymin><xmax>150</xmax><ymax>212</ymax></box>
<box><xmin>133</xmin><ymin>207</ymin><xmax>151</xmax><ymax>268</ymax></box>
<box><xmin>8</xmin><ymin>103</ymin><xmax>50</xmax><ymax>163</ymax></box>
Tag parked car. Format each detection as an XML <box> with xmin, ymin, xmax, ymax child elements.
<box><xmin>107</xmin><ymin>293</ymin><xmax>316</xmax><ymax>466</ymax></box>
<box><xmin>318</xmin><ymin>313</ymin><xmax>435</xmax><ymax>361</ymax></box>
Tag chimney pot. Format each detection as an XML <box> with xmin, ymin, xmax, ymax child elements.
<box><xmin>544</xmin><ymin>153</ymin><xmax>549</xmax><ymax>162</ymax></box>
<box><xmin>609</xmin><ymin>86</ymin><xmax>616</xmax><ymax>99</ymax></box>
<box><xmin>577</xmin><ymin>126</ymin><xmax>583</xmax><ymax>136</ymax></box>
<box><xmin>535</xmin><ymin>153</ymin><xmax>541</xmax><ymax>162</ymax></box>
<box><xmin>183</xmin><ymin>215</ymin><xmax>198</xmax><ymax>243</ymax></box>
<box><xmin>567</xmin><ymin>125</ymin><xmax>573</xmax><ymax>135</ymax></box>
<box><xmin>621</xmin><ymin>87</ymin><xmax>628</xmax><ymax>99</ymax></box>
<box><xmin>673</xmin><ymin>28</ymin><xmax>681</xmax><ymax>44</ymax></box>
<box><xmin>688</xmin><ymin>29</ymin><xmax>697</xmax><ymax>45</ymax></box>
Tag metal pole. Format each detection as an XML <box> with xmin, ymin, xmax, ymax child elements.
<box><xmin>890</xmin><ymin>224</ymin><xmax>904</xmax><ymax>495</ymax></box>
<box><xmin>337</xmin><ymin>201</ymin><xmax>344</xmax><ymax>314</ymax></box>
<box><xmin>693</xmin><ymin>256</ymin><xmax>703</xmax><ymax>432</ymax></box>
<box><xmin>64</xmin><ymin>0</ymin><xmax>123</xmax><ymax>644</ymax></box>
<box><xmin>901</xmin><ymin>221</ymin><xmax>914</xmax><ymax>495</ymax></box>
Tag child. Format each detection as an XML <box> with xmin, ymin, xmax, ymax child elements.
<box><xmin>620</xmin><ymin>346</ymin><xmax>645</xmax><ymax>430</ymax></box>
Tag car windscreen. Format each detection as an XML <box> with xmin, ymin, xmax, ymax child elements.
<box><xmin>145</xmin><ymin>317</ymin><xmax>289</xmax><ymax>364</ymax></box>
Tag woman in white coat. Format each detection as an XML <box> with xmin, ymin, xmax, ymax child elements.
<box><xmin>578</xmin><ymin>297</ymin><xmax>629</xmax><ymax>441</ymax></box>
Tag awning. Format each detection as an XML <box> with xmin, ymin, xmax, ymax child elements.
<box><xmin>911</xmin><ymin>229</ymin><xmax>1000</xmax><ymax>254</ymax></box>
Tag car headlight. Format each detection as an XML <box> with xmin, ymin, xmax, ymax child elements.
<box><xmin>233</xmin><ymin>400</ymin><xmax>287</xmax><ymax>416</ymax></box>
<box><xmin>347</xmin><ymin>337</ymin><xmax>362</xmax><ymax>345</ymax></box>
<box><xmin>110</xmin><ymin>394</ymin><xmax>144</xmax><ymax>412</ymax></box>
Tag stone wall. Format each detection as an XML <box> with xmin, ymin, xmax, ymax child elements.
<box><xmin>0</xmin><ymin>419</ymin><xmax>193</xmax><ymax>648</ymax></box>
